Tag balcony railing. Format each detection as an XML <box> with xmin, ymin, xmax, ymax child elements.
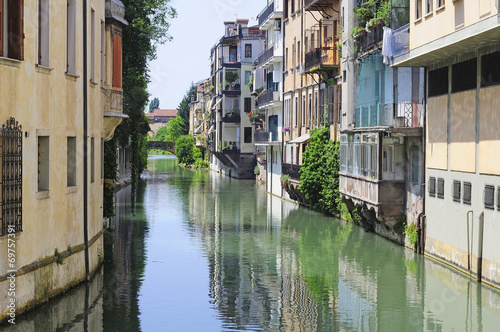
<box><xmin>222</xmin><ymin>112</ymin><xmax>241</xmax><ymax>123</ymax></box>
<box><xmin>304</xmin><ymin>48</ymin><xmax>339</xmax><ymax>73</ymax></box>
<box><xmin>392</xmin><ymin>23</ymin><xmax>409</xmax><ymax>58</ymax></box>
<box><xmin>355</xmin><ymin>102</ymin><xmax>424</xmax><ymax>128</ymax></box>
<box><xmin>258</xmin><ymin>1</ymin><xmax>274</xmax><ymax>27</ymax></box>
<box><xmin>257</xmin><ymin>88</ymin><xmax>281</xmax><ymax>106</ymax></box>
<box><xmin>356</xmin><ymin>24</ymin><xmax>384</xmax><ymax>57</ymax></box>
<box><xmin>257</xmin><ymin>46</ymin><xmax>274</xmax><ymax>67</ymax></box>
<box><xmin>254</xmin><ymin>131</ymin><xmax>270</xmax><ymax>143</ymax></box>
<box><xmin>393</xmin><ymin>102</ymin><xmax>423</xmax><ymax>128</ymax></box>
<box><xmin>355</xmin><ymin>103</ymin><xmax>392</xmax><ymax>128</ymax></box>
<box><xmin>282</xmin><ymin>163</ymin><xmax>301</xmax><ymax>181</ymax></box>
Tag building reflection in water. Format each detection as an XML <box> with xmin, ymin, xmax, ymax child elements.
<box><xmin>185</xmin><ymin>169</ymin><xmax>500</xmax><ymax>331</ymax></box>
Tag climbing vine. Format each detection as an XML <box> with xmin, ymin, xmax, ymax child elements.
<box><xmin>299</xmin><ymin>127</ymin><xmax>341</xmax><ymax>216</ymax></box>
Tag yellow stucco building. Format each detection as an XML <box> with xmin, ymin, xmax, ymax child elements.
<box><xmin>0</xmin><ymin>0</ymin><xmax>126</xmax><ymax>322</ymax></box>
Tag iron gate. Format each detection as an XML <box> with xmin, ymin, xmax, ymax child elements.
<box><xmin>1</xmin><ymin>117</ymin><xmax>22</xmax><ymax>236</ymax></box>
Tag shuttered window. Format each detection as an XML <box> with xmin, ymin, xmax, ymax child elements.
<box><xmin>112</xmin><ymin>34</ymin><xmax>122</xmax><ymax>88</ymax></box>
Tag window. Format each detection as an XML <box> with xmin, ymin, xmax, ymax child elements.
<box><xmin>101</xmin><ymin>138</ymin><xmax>104</xmax><ymax>179</ymax></box>
<box><xmin>245</xmin><ymin>44</ymin><xmax>252</xmax><ymax>58</ymax></box>
<box><xmin>308</xmin><ymin>93</ymin><xmax>312</xmax><ymax>126</ymax></box>
<box><xmin>244</xmin><ymin>97</ymin><xmax>251</xmax><ymax>113</ymax></box>
<box><xmin>38</xmin><ymin>136</ymin><xmax>50</xmax><ymax>192</ymax></box>
<box><xmin>426</xmin><ymin>0</ymin><xmax>433</xmax><ymax>14</ymax></box>
<box><xmin>244</xmin><ymin>127</ymin><xmax>252</xmax><ymax>143</ymax></box>
<box><xmin>244</xmin><ymin>71</ymin><xmax>251</xmax><ymax>85</ymax></box>
<box><xmin>436</xmin><ymin>0</ymin><xmax>444</xmax><ymax>9</ymax></box>
<box><xmin>0</xmin><ymin>118</ymin><xmax>23</xmax><ymax>236</ymax></box>
<box><xmin>269</xmin><ymin>115</ymin><xmax>278</xmax><ymax>141</ymax></box>
<box><xmin>101</xmin><ymin>21</ymin><xmax>105</xmax><ymax>86</ymax></box>
<box><xmin>429</xmin><ymin>177</ymin><xmax>436</xmax><ymax>197</ymax></box>
<box><xmin>481</xmin><ymin>51</ymin><xmax>500</xmax><ymax>87</ymax></box>
<box><xmin>294</xmin><ymin>96</ymin><xmax>298</xmax><ymax>127</ymax></box>
<box><xmin>484</xmin><ymin>185</ymin><xmax>494</xmax><ymax>209</ymax></box>
<box><xmin>112</xmin><ymin>33</ymin><xmax>122</xmax><ymax>88</ymax></box>
<box><xmin>229</xmin><ymin>46</ymin><xmax>237</xmax><ymax>62</ymax></box>
<box><xmin>297</xmin><ymin>41</ymin><xmax>301</xmax><ymax>65</ymax></box>
<box><xmin>38</xmin><ymin>0</ymin><xmax>50</xmax><ymax>66</ymax></box>
<box><xmin>452</xmin><ymin>58</ymin><xmax>476</xmax><ymax>93</ymax></box>
<box><xmin>463</xmin><ymin>182</ymin><xmax>471</xmax><ymax>205</ymax></box>
<box><xmin>0</xmin><ymin>0</ymin><xmax>24</xmax><ymax>60</ymax></box>
<box><xmin>428</xmin><ymin>67</ymin><xmax>448</xmax><ymax>97</ymax></box>
<box><xmin>437</xmin><ymin>178</ymin><xmax>444</xmax><ymax>199</ymax></box>
<box><xmin>67</xmin><ymin>0</ymin><xmax>76</xmax><ymax>74</ymax></box>
<box><xmin>301</xmin><ymin>97</ymin><xmax>305</xmax><ymax>127</ymax></box>
<box><xmin>411</xmin><ymin>147</ymin><xmax>419</xmax><ymax>183</ymax></box>
<box><xmin>383</xmin><ymin>145</ymin><xmax>394</xmax><ymax>173</ymax></box>
<box><xmin>452</xmin><ymin>180</ymin><xmax>461</xmax><ymax>202</ymax></box>
<box><xmin>291</xmin><ymin>0</ymin><xmax>295</xmax><ymax>13</ymax></box>
<box><xmin>285</xmin><ymin>47</ymin><xmax>289</xmax><ymax>70</ymax></box>
<box><xmin>67</xmin><ymin>137</ymin><xmax>76</xmax><ymax>187</ymax></box>
<box><xmin>314</xmin><ymin>92</ymin><xmax>318</xmax><ymax>125</ymax></box>
<box><xmin>416</xmin><ymin>0</ymin><xmax>422</xmax><ymax>19</ymax></box>
<box><xmin>90</xmin><ymin>8</ymin><xmax>95</xmax><ymax>82</ymax></box>
<box><xmin>90</xmin><ymin>137</ymin><xmax>95</xmax><ymax>183</ymax></box>
<box><xmin>284</xmin><ymin>0</ymin><xmax>288</xmax><ymax>19</ymax></box>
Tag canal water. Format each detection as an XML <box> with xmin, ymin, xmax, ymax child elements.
<box><xmin>5</xmin><ymin>155</ymin><xmax>500</xmax><ymax>331</ymax></box>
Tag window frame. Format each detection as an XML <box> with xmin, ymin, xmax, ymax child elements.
<box><xmin>38</xmin><ymin>0</ymin><xmax>50</xmax><ymax>67</ymax></box>
<box><xmin>1</xmin><ymin>0</ymin><xmax>24</xmax><ymax>60</ymax></box>
<box><xmin>245</xmin><ymin>43</ymin><xmax>252</xmax><ymax>58</ymax></box>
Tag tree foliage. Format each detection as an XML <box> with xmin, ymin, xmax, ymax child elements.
<box><xmin>299</xmin><ymin>127</ymin><xmax>341</xmax><ymax>216</ymax></box>
<box><xmin>175</xmin><ymin>135</ymin><xmax>195</xmax><ymax>164</ymax></box>
<box><xmin>149</xmin><ymin>97</ymin><xmax>160</xmax><ymax>112</ymax></box>
<box><xmin>108</xmin><ymin>0</ymin><xmax>176</xmax><ymax>209</ymax></box>
<box><xmin>177</xmin><ymin>83</ymin><xmax>197</xmax><ymax>135</ymax></box>
<box><xmin>154</xmin><ymin>115</ymin><xmax>184</xmax><ymax>142</ymax></box>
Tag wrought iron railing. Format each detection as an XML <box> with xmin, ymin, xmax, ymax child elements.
<box><xmin>304</xmin><ymin>48</ymin><xmax>339</xmax><ymax>72</ymax></box>
<box><xmin>257</xmin><ymin>46</ymin><xmax>274</xmax><ymax>66</ymax></box>
<box><xmin>356</xmin><ymin>24</ymin><xmax>384</xmax><ymax>56</ymax></box>
<box><xmin>1</xmin><ymin>117</ymin><xmax>23</xmax><ymax>236</ymax></box>
<box><xmin>258</xmin><ymin>1</ymin><xmax>274</xmax><ymax>26</ymax></box>
<box><xmin>282</xmin><ymin>163</ymin><xmax>301</xmax><ymax>181</ymax></box>
<box><xmin>254</xmin><ymin>131</ymin><xmax>270</xmax><ymax>143</ymax></box>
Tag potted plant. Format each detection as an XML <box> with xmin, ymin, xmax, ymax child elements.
<box><xmin>225</xmin><ymin>71</ymin><xmax>239</xmax><ymax>90</ymax></box>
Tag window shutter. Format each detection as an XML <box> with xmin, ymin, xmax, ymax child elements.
<box><xmin>0</xmin><ymin>0</ymin><xmax>3</xmax><ymax>56</ymax></box>
<box><xmin>112</xmin><ymin>34</ymin><xmax>122</xmax><ymax>88</ymax></box>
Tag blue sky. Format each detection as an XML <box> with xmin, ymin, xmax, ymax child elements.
<box><xmin>147</xmin><ymin>0</ymin><xmax>267</xmax><ymax>109</ymax></box>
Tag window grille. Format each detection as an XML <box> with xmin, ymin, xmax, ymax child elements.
<box><xmin>429</xmin><ymin>177</ymin><xmax>436</xmax><ymax>197</ymax></box>
<box><xmin>437</xmin><ymin>178</ymin><xmax>444</xmax><ymax>198</ymax></box>
<box><xmin>484</xmin><ymin>185</ymin><xmax>494</xmax><ymax>209</ymax></box>
<box><xmin>463</xmin><ymin>182</ymin><xmax>471</xmax><ymax>205</ymax></box>
<box><xmin>428</xmin><ymin>67</ymin><xmax>448</xmax><ymax>97</ymax></box>
<box><xmin>452</xmin><ymin>180</ymin><xmax>461</xmax><ymax>202</ymax></box>
<box><xmin>1</xmin><ymin>118</ymin><xmax>23</xmax><ymax>236</ymax></box>
<box><xmin>452</xmin><ymin>58</ymin><xmax>477</xmax><ymax>92</ymax></box>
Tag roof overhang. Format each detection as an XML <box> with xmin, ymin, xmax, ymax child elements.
<box><xmin>393</xmin><ymin>15</ymin><xmax>500</xmax><ymax>67</ymax></box>
<box><xmin>287</xmin><ymin>133</ymin><xmax>311</xmax><ymax>144</ymax></box>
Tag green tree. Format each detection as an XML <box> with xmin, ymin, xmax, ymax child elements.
<box><xmin>149</xmin><ymin>97</ymin><xmax>160</xmax><ymax>112</ymax></box>
<box><xmin>154</xmin><ymin>115</ymin><xmax>183</xmax><ymax>142</ymax></box>
<box><xmin>175</xmin><ymin>135</ymin><xmax>195</xmax><ymax>164</ymax></box>
<box><xmin>299</xmin><ymin>127</ymin><xmax>341</xmax><ymax>216</ymax></box>
<box><xmin>177</xmin><ymin>83</ymin><xmax>196</xmax><ymax>135</ymax></box>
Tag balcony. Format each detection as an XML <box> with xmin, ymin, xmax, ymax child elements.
<box><xmin>258</xmin><ymin>1</ymin><xmax>274</xmax><ymax>27</ymax></box>
<box><xmin>257</xmin><ymin>88</ymin><xmax>281</xmax><ymax>107</ymax></box>
<box><xmin>355</xmin><ymin>102</ymin><xmax>424</xmax><ymax>133</ymax></box>
<box><xmin>355</xmin><ymin>103</ymin><xmax>392</xmax><ymax>128</ymax></box>
<box><xmin>356</xmin><ymin>24</ymin><xmax>384</xmax><ymax>58</ymax></box>
<box><xmin>257</xmin><ymin>47</ymin><xmax>274</xmax><ymax>67</ymax></box>
<box><xmin>254</xmin><ymin>131</ymin><xmax>270</xmax><ymax>144</ymax></box>
<box><xmin>304</xmin><ymin>48</ymin><xmax>339</xmax><ymax>73</ymax></box>
<box><xmin>282</xmin><ymin>163</ymin><xmax>301</xmax><ymax>181</ymax></box>
<box><xmin>304</xmin><ymin>0</ymin><xmax>338</xmax><ymax>12</ymax></box>
<box><xmin>222</xmin><ymin>111</ymin><xmax>241</xmax><ymax>123</ymax></box>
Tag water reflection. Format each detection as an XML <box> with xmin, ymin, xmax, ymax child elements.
<box><xmin>4</xmin><ymin>155</ymin><xmax>500</xmax><ymax>331</ymax></box>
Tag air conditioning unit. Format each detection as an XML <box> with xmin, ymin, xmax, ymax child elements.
<box><xmin>274</xmin><ymin>19</ymin><xmax>281</xmax><ymax>31</ymax></box>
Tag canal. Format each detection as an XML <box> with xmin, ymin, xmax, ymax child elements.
<box><xmin>6</xmin><ymin>155</ymin><xmax>500</xmax><ymax>331</ymax></box>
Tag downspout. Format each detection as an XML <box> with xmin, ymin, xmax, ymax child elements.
<box><xmin>420</xmin><ymin>67</ymin><xmax>427</xmax><ymax>254</ymax></box>
<box><xmin>83</xmin><ymin>0</ymin><xmax>90</xmax><ymax>280</ymax></box>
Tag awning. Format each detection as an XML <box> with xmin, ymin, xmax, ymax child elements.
<box><xmin>288</xmin><ymin>133</ymin><xmax>310</xmax><ymax>144</ymax></box>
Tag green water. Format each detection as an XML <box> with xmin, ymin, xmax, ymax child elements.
<box><xmin>7</xmin><ymin>155</ymin><xmax>500</xmax><ymax>331</ymax></box>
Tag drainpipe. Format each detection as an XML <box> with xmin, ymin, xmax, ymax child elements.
<box><xmin>420</xmin><ymin>67</ymin><xmax>427</xmax><ymax>254</ymax></box>
<box><xmin>477</xmin><ymin>211</ymin><xmax>484</xmax><ymax>282</ymax></box>
<box><xmin>83</xmin><ymin>0</ymin><xmax>90</xmax><ymax>280</ymax></box>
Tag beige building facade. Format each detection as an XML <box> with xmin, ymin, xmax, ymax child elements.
<box><xmin>394</xmin><ymin>0</ymin><xmax>500</xmax><ymax>286</ymax></box>
<box><xmin>0</xmin><ymin>0</ymin><xmax>126</xmax><ymax>323</ymax></box>
<box><xmin>282</xmin><ymin>0</ymin><xmax>341</xmax><ymax>202</ymax></box>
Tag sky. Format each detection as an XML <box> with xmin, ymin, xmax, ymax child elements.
<box><xmin>147</xmin><ymin>0</ymin><xmax>268</xmax><ymax>110</ymax></box>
